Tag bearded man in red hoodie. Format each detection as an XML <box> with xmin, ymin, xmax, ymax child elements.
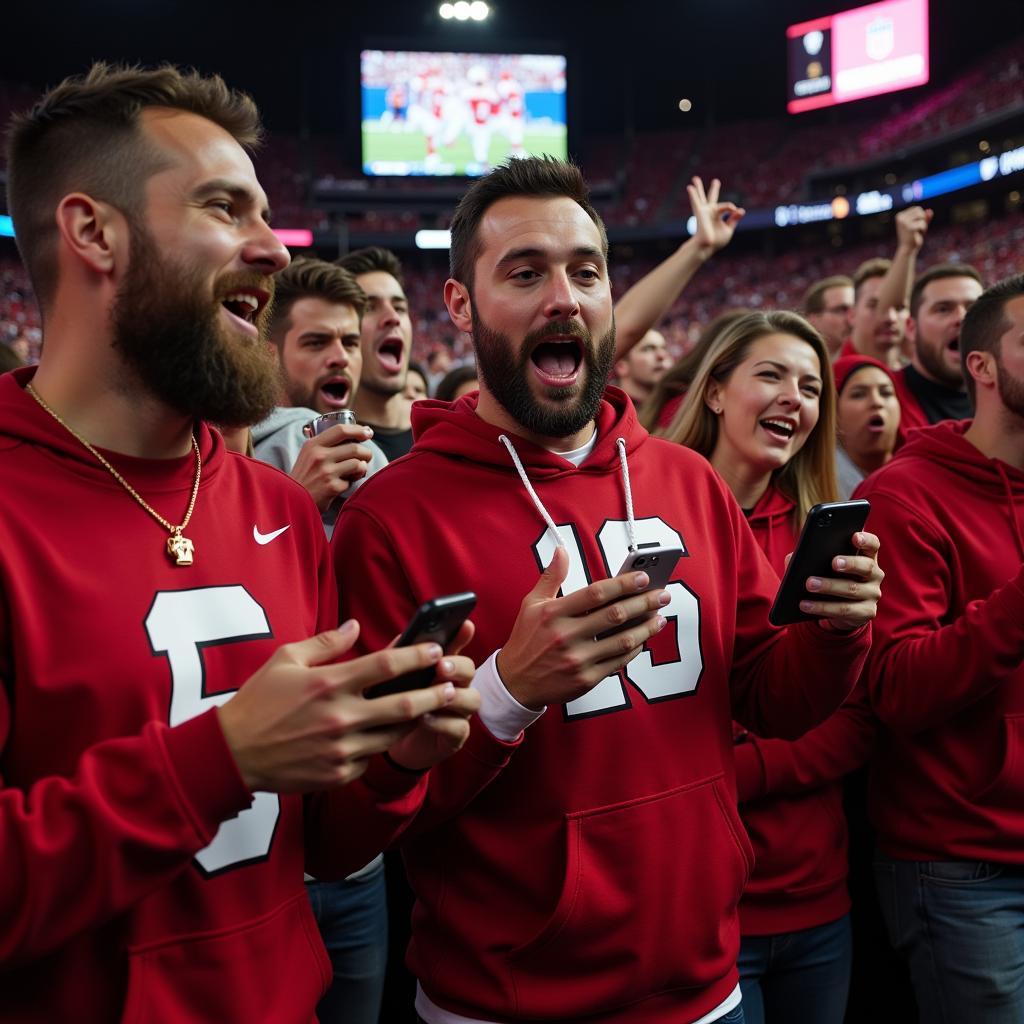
<box><xmin>332</xmin><ymin>156</ymin><xmax>884</xmax><ymax>1024</ymax></box>
<box><xmin>0</xmin><ymin>63</ymin><xmax>480</xmax><ymax>1023</ymax></box>
<box><xmin>855</xmin><ymin>272</ymin><xmax>1024</xmax><ymax>1022</ymax></box>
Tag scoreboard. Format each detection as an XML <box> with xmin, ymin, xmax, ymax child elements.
<box><xmin>787</xmin><ymin>0</ymin><xmax>929</xmax><ymax>113</ymax></box>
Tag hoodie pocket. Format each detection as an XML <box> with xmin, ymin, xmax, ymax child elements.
<box><xmin>121</xmin><ymin>892</ymin><xmax>330</xmax><ymax>1024</ymax></box>
<box><xmin>506</xmin><ymin>775</ymin><xmax>753</xmax><ymax>1018</ymax></box>
<box><xmin>974</xmin><ymin>714</ymin><xmax>1024</xmax><ymax>807</ymax></box>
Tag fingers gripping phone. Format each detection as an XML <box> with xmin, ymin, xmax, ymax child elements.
<box><xmin>768</xmin><ymin>500</ymin><xmax>870</xmax><ymax>627</ymax></box>
<box><xmin>364</xmin><ymin>592</ymin><xmax>477</xmax><ymax>699</ymax></box>
<box><xmin>303</xmin><ymin>409</ymin><xmax>357</xmax><ymax>439</ymax></box>
<box><xmin>596</xmin><ymin>545</ymin><xmax>682</xmax><ymax>640</ymax></box>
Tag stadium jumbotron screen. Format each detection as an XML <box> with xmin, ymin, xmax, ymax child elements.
<box><xmin>787</xmin><ymin>0</ymin><xmax>929</xmax><ymax>114</ymax></box>
<box><xmin>360</xmin><ymin>49</ymin><xmax>567</xmax><ymax>177</ymax></box>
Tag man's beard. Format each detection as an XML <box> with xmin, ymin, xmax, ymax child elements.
<box><xmin>996</xmin><ymin>352</ymin><xmax>1024</xmax><ymax>418</ymax></box>
<box><xmin>472</xmin><ymin>308</ymin><xmax>616</xmax><ymax>440</ymax></box>
<box><xmin>111</xmin><ymin>224</ymin><xmax>281</xmax><ymax>428</ymax></box>
<box><xmin>917</xmin><ymin>333</ymin><xmax>964</xmax><ymax>389</ymax></box>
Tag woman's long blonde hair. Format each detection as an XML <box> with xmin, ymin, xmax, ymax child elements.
<box><xmin>663</xmin><ymin>310</ymin><xmax>838</xmax><ymax>526</ymax></box>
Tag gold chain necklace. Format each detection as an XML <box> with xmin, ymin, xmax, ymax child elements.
<box><xmin>25</xmin><ymin>382</ymin><xmax>202</xmax><ymax>566</ymax></box>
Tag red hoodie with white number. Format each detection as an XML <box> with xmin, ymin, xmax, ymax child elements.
<box><xmin>854</xmin><ymin>419</ymin><xmax>1024</xmax><ymax>862</ymax></box>
<box><xmin>734</xmin><ymin>484</ymin><xmax>876</xmax><ymax>935</ymax></box>
<box><xmin>332</xmin><ymin>389</ymin><xmax>869</xmax><ymax>1023</ymax></box>
<box><xmin>0</xmin><ymin>367</ymin><xmax>426</xmax><ymax>1023</ymax></box>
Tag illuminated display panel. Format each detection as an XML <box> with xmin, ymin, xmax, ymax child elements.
<box><xmin>360</xmin><ymin>49</ymin><xmax>567</xmax><ymax>176</ymax></box>
<box><xmin>787</xmin><ymin>0</ymin><xmax>929</xmax><ymax>114</ymax></box>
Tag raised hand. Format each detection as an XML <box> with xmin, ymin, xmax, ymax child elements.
<box><xmin>895</xmin><ymin>205</ymin><xmax>933</xmax><ymax>252</ymax></box>
<box><xmin>688</xmin><ymin>176</ymin><xmax>746</xmax><ymax>256</ymax></box>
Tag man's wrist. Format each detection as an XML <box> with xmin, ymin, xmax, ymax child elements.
<box><xmin>680</xmin><ymin>235</ymin><xmax>714</xmax><ymax>264</ymax></box>
<box><xmin>474</xmin><ymin>651</ymin><xmax>545</xmax><ymax>741</ymax></box>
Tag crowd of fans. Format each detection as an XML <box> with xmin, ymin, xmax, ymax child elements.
<box><xmin>5</xmin><ymin>53</ymin><xmax>1024</xmax><ymax>1024</ymax></box>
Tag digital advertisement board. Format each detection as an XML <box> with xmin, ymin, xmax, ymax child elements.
<box><xmin>361</xmin><ymin>49</ymin><xmax>567</xmax><ymax>176</ymax></box>
<box><xmin>787</xmin><ymin>0</ymin><xmax>929</xmax><ymax>113</ymax></box>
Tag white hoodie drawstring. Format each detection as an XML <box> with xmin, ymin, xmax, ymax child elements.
<box><xmin>498</xmin><ymin>433</ymin><xmax>638</xmax><ymax>553</ymax></box>
<box><xmin>616</xmin><ymin>437</ymin><xmax>638</xmax><ymax>553</ymax></box>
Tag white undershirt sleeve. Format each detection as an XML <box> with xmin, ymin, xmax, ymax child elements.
<box><xmin>471</xmin><ymin>650</ymin><xmax>546</xmax><ymax>741</ymax></box>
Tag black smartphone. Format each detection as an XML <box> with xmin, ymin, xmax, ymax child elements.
<box><xmin>595</xmin><ymin>545</ymin><xmax>682</xmax><ymax>640</ymax></box>
<box><xmin>768</xmin><ymin>499</ymin><xmax>870</xmax><ymax>627</ymax></box>
<box><xmin>364</xmin><ymin>592</ymin><xmax>478</xmax><ymax>698</ymax></box>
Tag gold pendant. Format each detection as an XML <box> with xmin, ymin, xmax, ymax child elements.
<box><xmin>167</xmin><ymin>531</ymin><xmax>195</xmax><ymax>566</ymax></box>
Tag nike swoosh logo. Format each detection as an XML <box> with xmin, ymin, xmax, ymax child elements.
<box><xmin>253</xmin><ymin>524</ymin><xmax>291</xmax><ymax>545</ymax></box>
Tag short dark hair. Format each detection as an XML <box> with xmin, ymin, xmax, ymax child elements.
<box><xmin>448</xmin><ymin>156</ymin><xmax>608</xmax><ymax>291</ymax></box>
<box><xmin>336</xmin><ymin>246</ymin><xmax>404</xmax><ymax>288</ymax></box>
<box><xmin>909</xmin><ymin>263</ymin><xmax>983</xmax><ymax>319</ymax></box>
<box><xmin>6</xmin><ymin>62</ymin><xmax>261</xmax><ymax>312</ymax></box>
<box><xmin>803</xmin><ymin>276</ymin><xmax>854</xmax><ymax>315</ymax></box>
<box><xmin>960</xmin><ymin>273</ymin><xmax>1024</xmax><ymax>405</ymax></box>
<box><xmin>435</xmin><ymin>364</ymin><xmax>479</xmax><ymax>403</ymax></box>
<box><xmin>267</xmin><ymin>258</ymin><xmax>367</xmax><ymax>348</ymax></box>
<box><xmin>853</xmin><ymin>258</ymin><xmax>891</xmax><ymax>299</ymax></box>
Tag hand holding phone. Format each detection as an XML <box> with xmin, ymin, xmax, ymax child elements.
<box><xmin>595</xmin><ymin>545</ymin><xmax>681</xmax><ymax>639</ymax></box>
<box><xmin>769</xmin><ymin>500</ymin><xmax>871</xmax><ymax>626</ymax></box>
<box><xmin>364</xmin><ymin>592</ymin><xmax>478</xmax><ymax>699</ymax></box>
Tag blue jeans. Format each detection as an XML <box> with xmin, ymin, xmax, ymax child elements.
<box><xmin>874</xmin><ymin>857</ymin><xmax>1024</xmax><ymax>1024</ymax></box>
<box><xmin>737</xmin><ymin>915</ymin><xmax>851</xmax><ymax>1024</ymax></box>
<box><xmin>306</xmin><ymin>859</ymin><xmax>388</xmax><ymax>1024</ymax></box>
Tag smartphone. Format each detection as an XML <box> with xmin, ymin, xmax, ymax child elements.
<box><xmin>303</xmin><ymin>409</ymin><xmax>357</xmax><ymax>439</ymax></box>
<box><xmin>595</xmin><ymin>545</ymin><xmax>682</xmax><ymax>640</ymax></box>
<box><xmin>768</xmin><ymin>499</ymin><xmax>870</xmax><ymax>627</ymax></box>
<box><xmin>364</xmin><ymin>592</ymin><xmax>477</xmax><ymax>699</ymax></box>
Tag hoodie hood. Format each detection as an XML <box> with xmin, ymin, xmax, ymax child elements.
<box><xmin>250</xmin><ymin>405</ymin><xmax>317</xmax><ymax>446</ymax></box>
<box><xmin>745</xmin><ymin>483</ymin><xmax>797</xmax><ymax>578</ymax></box>
<box><xmin>747</xmin><ymin>482</ymin><xmax>796</xmax><ymax>530</ymax></box>
<box><xmin>880</xmin><ymin>418</ymin><xmax>1024</xmax><ymax>559</ymax></box>
<box><xmin>0</xmin><ymin>365</ymin><xmax>224</xmax><ymax>491</ymax></box>
<box><xmin>411</xmin><ymin>385</ymin><xmax>648</xmax><ymax>478</ymax></box>
<box><xmin>894</xmin><ymin>418</ymin><xmax>1024</xmax><ymax>496</ymax></box>
<box><xmin>411</xmin><ymin>386</ymin><xmax>648</xmax><ymax>552</ymax></box>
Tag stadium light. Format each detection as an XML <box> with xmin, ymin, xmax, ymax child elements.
<box><xmin>469</xmin><ymin>1</ymin><xmax>490</xmax><ymax>19</ymax></box>
<box><xmin>453</xmin><ymin>1</ymin><xmax>471</xmax><ymax>19</ymax></box>
<box><xmin>416</xmin><ymin>229</ymin><xmax>452</xmax><ymax>250</ymax></box>
<box><xmin>439</xmin><ymin>3</ymin><xmax>455</xmax><ymax>17</ymax></box>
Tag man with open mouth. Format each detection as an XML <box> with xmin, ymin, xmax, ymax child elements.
<box><xmin>252</xmin><ymin>256</ymin><xmax>387</xmax><ymax>537</ymax></box>
<box><xmin>893</xmin><ymin>262</ymin><xmax>984</xmax><ymax>446</ymax></box>
<box><xmin>333</xmin><ymin>156</ymin><xmax>884</xmax><ymax>1024</ymax></box>
<box><xmin>337</xmin><ymin>246</ymin><xmax>418</xmax><ymax>461</ymax></box>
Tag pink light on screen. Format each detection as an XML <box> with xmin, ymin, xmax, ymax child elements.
<box><xmin>272</xmin><ymin>228</ymin><xmax>314</xmax><ymax>248</ymax></box>
<box><xmin>832</xmin><ymin>0</ymin><xmax>929</xmax><ymax>104</ymax></box>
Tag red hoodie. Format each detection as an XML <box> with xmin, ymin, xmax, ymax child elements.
<box><xmin>332</xmin><ymin>389</ymin><xmax>869</xmax><ymax>1023</ymax></box>
<box><xmin>734</xmin><ymin>485</ymin><xmax>876</xmax><ymax>935</ymax></box>
<box><xmin>0</xmin><ymin>367</ymin><xmax>427</xmax><ymax>1022</ymax></box>
<box><xmin>855</xmin><ymin>419</ymin><xmax>1024</xmax><ymax>862</ymax></box>
<box><xmin>891</xmin><ymin>365</ymin><xmax>929</xmax><ymax>447</ymax></box>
